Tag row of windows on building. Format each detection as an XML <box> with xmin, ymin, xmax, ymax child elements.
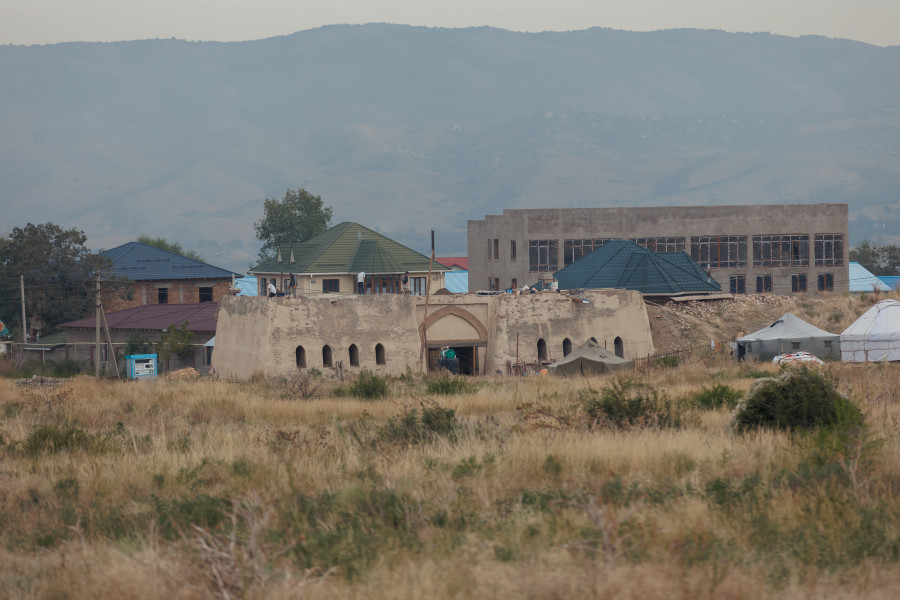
<box><xmin>537</xmin><ymin>336</ymin><xmax>625</xmax><ymax>361</ymax></box>
<box><xmin>260</xmin><ymin>275</ymin><xmax>428</xmax><ymax>295</ymax></box>
<box><xmin>728</xmin><ymin>273</ymin><xmax>835</xmax><ymax>294</ymax></box>
<box><xmin>296</xmin><ymin>343</ymin><xmax>387</xmax><ymax>369</ymax></box>
<box><xmin>156</xmin><ymin>286</ymin><xmax>214</xmax><ymax>304</ymax></box>
<box><xmin>487</xmin><ymin>234</ymin><xmax>844</xmax><ymax>272</ymax></box>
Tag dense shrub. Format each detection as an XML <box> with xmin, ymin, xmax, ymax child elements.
<box><xmin>378</xmin><ymin>402</ymin><xmax>459</xmax><ymax>445</ymax></box>
<box><xmin>729</xmin><ymin>367</ymin><xmax>863</xmax><ymax>433</ymax></box>
<box><xmin>582</xmin><ymin>377</ymin><xmax>684</xmax><ymax>429</ymax></box>
<box><xmin>349</xmin><ymin>369</ymin><xmax>389</xmax><ymax>400</ymax></box>
<box><xmin>692</xmin><ymin>384</ymin><xmax>743</xmax><ymax>410</ymax></box>
<box><xmin>46</xmin><ymin>358</ymin><xmax>88</xmax><ymax>378</ymax></box>
<box><xmin>18</xmin><ymin>425</ymin><xmax>105</xmax><ymax>456</ymax></box>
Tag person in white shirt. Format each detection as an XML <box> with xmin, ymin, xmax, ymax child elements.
<box><xmin>267</xmin><ymin>281</ymin><xmax>277</xmax><ymax>298</ymax></box>
<box><xmin>357</xmin><ymin>271</ymin><xmax>366</xmax><ymax>294</ymax></box>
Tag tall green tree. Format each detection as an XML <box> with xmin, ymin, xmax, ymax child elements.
<box><xmin>136</xmin><ymin>235</ymin><xmax>205</xmax><ymax>262</ymax></box>
<box><xmin>0</xmin><ymin>223</ymin><xmax>111</xmax><ymax>335</ymax></box>
<box><xmin>253</xmin><ymin>188</ymin><xmax>333</xmax><ymax>263</ymax></box>
<box><xmin>850</xmin><ymin>241</ymin><xmax>900</xmax><ymax>276</ymax></box>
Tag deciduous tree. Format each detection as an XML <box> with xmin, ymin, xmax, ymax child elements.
<box><xmin>0</xmin><ymin>223</ymin><xmax>111</xmax><ymax>335</ymax></box>
<box><xmin>136</xmin><ymin>235</ymin><xmax>205</xmax><ymax>262</ymax></box>
<box><xmin>253</xmin><ymin>188</ymin><xmax>333</xmax><ymax>264</ymax></box>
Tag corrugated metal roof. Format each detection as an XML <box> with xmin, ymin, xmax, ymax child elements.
<box><xmin>877</xmin><ymin>276</ymin><xmax>900</xmax><ymax>291</ymax></box>
<box><xmin>436</xmin><ymin>256</ymin><xmax>468</xmax><ymax>270</ymax></box>
<box><xmin>552</xmin><ymin>240</ymin><xmax>722</xmax><ymax>295</ymax></box>
<box><xmin>444</xmin><ymin>271</ymin><xmax>469</xmax><ymax>293</ymax></box>
<box><xmin>103</xmin><ymin>242</ymin><xmax>241</xmax><ymax>281</ymax></box>
<box><xmin>59</xmin><ymin>303</ymin><xmax>218</xmax><ymax>332</ymax></box>
<box><xmin>233</xmin><ymin>276</ymin><xmax>258</xmax><ymax>296</ymax></box>
<box><xmin>849</xmin><ymin>262</ymin><xmax>892</xmax><ymax>292</ymax></box>
<box><xmin>250</xmin><ymin>222</ymin><xmax>449</xmax><ymax>275</ymax></box>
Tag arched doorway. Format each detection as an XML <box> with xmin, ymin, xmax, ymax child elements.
<box><xmin>537</xmin><ymin>338</ymin><xmax>548</xmax><ymax>361</ymax></box>
<box><xmin>614</xmin><ymin>337</ymin><xmax>624</xmax><ymax>358</ymax></box>
<box><xmin>375</xmin><ymin>343</ymin><xmax>386</xmax><ymax>365</ymax></box>
<box><xmin>349</xmin><ymin>344</ymin><xmax>359</xmax><ymax>367</ymax></box>
<box><xmin>563</xmin><ymin>338</ymin><xmax>572</xmax><ymax>357</ymax></box>
<box><xmin>419</xmin><ymin>306</ymin><xmax>488</xmax><ymax>375</ymax></box>
<box><xmin>322</xmin><ymin>345</ymin><xmax>333</xmax><ymax>367</ymax></box>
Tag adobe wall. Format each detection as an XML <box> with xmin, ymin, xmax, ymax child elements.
<box><xmin>211</xmin><ymin>289</ymin><xmax>654</xmax><ymax>379</ymax></box>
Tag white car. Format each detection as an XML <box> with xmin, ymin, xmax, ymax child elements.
<box><xmin>772</xmin><ymin>351</ymin><xmax>824</xmax><ymax>365</ymax></box>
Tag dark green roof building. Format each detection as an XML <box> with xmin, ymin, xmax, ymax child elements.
<box><xmin>549</xmin><ymin>239</ymin><xmax>722</xmax><ymax>297</ymax></box>
<box><xmin>250</xmin><ymin>222</ymin><xmax>449</xmax><ymax>296</ymax></box>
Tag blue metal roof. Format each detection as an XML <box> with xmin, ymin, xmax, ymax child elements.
<box><xmin>849</xmin><ymin>262</ymin><xmax>892</xmax><ymax>292</ymax></box>
<box><xmin>879</xmin><ymin>276</ymin><xmax>900</xmax><ymax>291</ymax></box>
<box><xmin>443</xmin><ymin>271</ymin><xmax>468</xmax><ymax>294</ymax></box>
<box><xmin>103</xmin><ymin>242</ymin><xmax>241</xmax><ymax>281</ymax></box>
<box><xmin>233</xmin><ymin>276</ymin><xmax>258</xmax><ymax>296</ymax></box>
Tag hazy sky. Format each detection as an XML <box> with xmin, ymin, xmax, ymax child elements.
<box><xmin>2</xmin><ymin>0</ymin><xmax>899</xmax><ymax>47</ymax></box>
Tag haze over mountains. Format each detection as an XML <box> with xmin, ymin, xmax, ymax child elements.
<box><xmin>2</xmin><ymin>24</ymin><xmax>899</xmax><ymax>272</ymax></box>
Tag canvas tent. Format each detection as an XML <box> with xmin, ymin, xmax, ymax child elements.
<box><xmin>840</xmin><ymin>299</ymin><xmax>900</xmax><ymax>362</ymax></box>
<box><xmin>734</xmin><ymin>312</ymin><xmax>840</xmax><ymax>362</ymax></box>
<box><xmin>547</xmin><ymin>339</ymin><xmax>633</xmax><ymax>376</ymax></box>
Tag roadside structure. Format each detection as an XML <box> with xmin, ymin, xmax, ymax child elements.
<box><xmin>249</xmin><ymin>222</ymin><xmax>448</xmax><ymax>297</ymax></box>
<box><xmin>102</xmin><ymin>242</ymin><xmax>240</xmax><ymax>311</ymax></box>
<box><xmin>211</xmin><ymin>288</ymin><xmax>655</xmax><ymax>379</ymax></box>
<box><xmin>468</xmin><ymin>204</ymin><xmax>849</xmax><ymax>296</ymax></box>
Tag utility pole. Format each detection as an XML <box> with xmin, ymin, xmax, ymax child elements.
<box><xmin>95</xmin><ymin>272</ymin><xmax>101</xmax><ymax>377</ymax></box>
<box><xmin>20</xmin><ymin>275</ymin><xmax>26</xmax><ymax>344</ymax></box>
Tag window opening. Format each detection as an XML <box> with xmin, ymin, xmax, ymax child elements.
<box><xmin>529</xmin><ymin>240</ymin><xmax>558</xmax><ymax>272</ymax></box>
<box><xmin>349</xmin><ymin>344</ymin><xmax>359</xmax><ymax>367</ymax></box>
<box><xmin>753</xmin><ymin>235</ymin><xmax>809</xmax><ymax>267</ymax></box>
<box><xmin>563</xmin><ymin>338</ymin><xmax>572</xmax><ymax>357</ymax></box>
<box><xmin>157</xmin><ymin>287</ymin><xmax>168</xmax><ymax>304</ymax></box>
<box><xmin>198</xmin><ymin>286</ymin><xmax>213</xmax><ymax>302</ymax></box>
<box><xmin>729</xmin><ymin>275</ymin><xmax>746</xmax><ymax>294</ymax></box>
<box><xmin>322</xmin><ymin>345</ymin><xmax>333</xmax><ymax>368</ymax></box>
<box><xmin>323</xmin><ymin>279</ymin><xmax>340</xmax><ymax>293</ymax></box>
<box><xmin>375</xmin><ymin>343</ymin><xmax>386</xmax><ymax>365</ymax></box>
<box><xmin>537</xmin><ymin>338</ymin><xmax>548</xmax><ymax>361</ymax></box>
<box><xmin>295</xmin><ymin>345</ymin><xmax>306</xmax><ymax>368</ymax></box>
<box><xmin>791</xmin><ymin>273</ymin><xmax>807</xmax><ymax>293</ymax></box>
<box><xmin>814</xmin><ymin>234</ymin><xmax>844</xmax><ymax>266</ymax></box>
<box><xmin>756</xmin><ymin>275</ymin><xmax>773</xmax><ymax>293</ymax></box>
<box><xmin>691</xmin><ymin>236</ymin><xmax>747</xmax><ymax>268</ymax></box>
<box><xmin>510</xmin><ymin>240</ymin><xmax>517</xmax><ymax>261</ymax></box>
<box><xmin>817</xmin><ymin>273</ymin><xmax>834</xmax><ymax>292</ymax></box>
<box><xmin>614</xmin><ymin>337</ymin><xmax>624</xmax><ymax>358</ymax></box>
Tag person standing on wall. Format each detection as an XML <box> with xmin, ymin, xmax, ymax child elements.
<box><xmin>357</xmin><ymin>271</ymin><xmax>366</xmax><ymax>295</ymax></box>
<box><xmin>402</xmin><ymin>271</ymin><xmax>410</xmax><ymax>294</ymax></box>
<box><xmin>267</xmin><ymin>280</ymin><xmax>277</xmax><ymax>298</ymax></box>
<box><xmin>289</xmin><ymin>273</ymin><xmax>297</xmax><ymax>298</ymax></box>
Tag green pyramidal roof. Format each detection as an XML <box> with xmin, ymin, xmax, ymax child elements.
<box><xmin>250</xmin><ymin>222</ymin><xmax>446</xmax><ymax>274</ymax></box>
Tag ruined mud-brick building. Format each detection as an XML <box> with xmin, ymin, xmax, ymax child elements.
<box><xmin>469</xmin><ymin>204</ymin><xmax>849</xmax><ymax>296</ymax></box>
<box><xmin>211</xmin><ymin>289</ymin><xmax>654</xmax><ymax>379</ymax></box>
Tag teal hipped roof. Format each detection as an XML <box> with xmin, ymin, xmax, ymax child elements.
<box><xmin>250</xmin><ymin>222</ymin><xmax>448</xmax><ymax>274</ymax></box>
<box><xmin>552</xmin><ymin>239</ymin><xmax>722</xmax><ymax>295</ymax></box>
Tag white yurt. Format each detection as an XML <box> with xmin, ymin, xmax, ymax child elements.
<box><xmin>840</xmin><ymin>299</ymin><xmax>900</xmax><ymax>362</ymax></box>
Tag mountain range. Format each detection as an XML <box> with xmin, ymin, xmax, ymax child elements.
<box><xmin>2</xmin><ymin>24</ymin><xmax>899</xmax><ymax>272</ymax></box>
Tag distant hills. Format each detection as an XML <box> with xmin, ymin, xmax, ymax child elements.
<box><xmin>2</xmin><ymin>24</ymin><xmax>898</xmax><ymax>271</ymax></box>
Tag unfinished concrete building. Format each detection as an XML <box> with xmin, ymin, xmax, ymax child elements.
<box><xmin>469</xmin><ymin>204</ymin><xmax>849</xmax><ymax>297</ymax></box>
<box><xmin>211</xmin><ymin>289</ymin><xmax>654</xmax><ymax>379</ymax></box>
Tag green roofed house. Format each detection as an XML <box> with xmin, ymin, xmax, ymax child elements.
<box><xmin>547</xmin><ymin>239</ymin><xmax>725</xmax><ymax>300</ymax></box>
<box><xmin>249</xmin><ymin>222</ymin><xmax>448</xmax><ymax>296</ymax></box>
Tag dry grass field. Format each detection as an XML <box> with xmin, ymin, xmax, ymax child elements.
<box><xmin>1</xmin><ymin>292</ymin><xmax>899</xmax><ymax>599</ymax></box>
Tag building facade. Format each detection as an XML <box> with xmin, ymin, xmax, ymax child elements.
<box><xmin>211</xmin><ymin>289</ymin><xmax>655</xmax><ymax>379</ymax></box>
<box><xmin>468</xmin><ymin>204</ymin><xmax>849</xmax><ymax>296</ymax></box>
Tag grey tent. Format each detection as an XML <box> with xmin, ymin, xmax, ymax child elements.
<box><xmin>734</xmin><ymin>312</ymin><xmax>840</xmax><ymax>362</ymax></box>
<box><xmin>547</xmin><ymin>339</ymin><xmax>633</xmax><ymax>376</ymax></box>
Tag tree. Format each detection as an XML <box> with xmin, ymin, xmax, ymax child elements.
<box><xmin>850</xmin><ymin>241</ymin><xmax>900</xmax><ymax>276</ymax></box>
<box><xmin>136</xmin><ymin>235</ymin><xmax>205</xmax><ymax>262</ymax></box>
<box><xmin>0</xmin><ymin>223</ymin><xmax>111</xmax><ymax>335</ymax></box>
<box><xmin>253</xmin><ymin>188</ymin><xmax>333</xmax><ymax>263</ymax></box>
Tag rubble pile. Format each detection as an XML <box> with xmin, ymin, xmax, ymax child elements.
<box><xmin>166</xmin><ymin>367</ymin><xmax>201</xmax><ymax>379</ymax></box>
<box><xmin>664</xmin><ymin>294</ymin><xmax>792</xmax><ymax>318</ymax></box>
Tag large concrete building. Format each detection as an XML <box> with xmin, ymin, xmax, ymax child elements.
<box><xmin>211</xmin><ymin>289</ymin><xmax>654</xmax><ymax>379</ymax></box>
<box><xmin>468</xmin><ymin>204</ymin><xmax>849</xmax><ymax>297</ymax></box>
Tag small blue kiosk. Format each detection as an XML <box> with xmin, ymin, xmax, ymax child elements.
<box><xmin>125</xmin><ymin>354</ymin><xmax>158</xmax><ymax>380</ymax></box>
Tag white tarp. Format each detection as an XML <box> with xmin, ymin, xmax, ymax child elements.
<box><xmin>840</xmin><ymin>299</ymin><xmax>900</xmax><ymax>362</ymax></box>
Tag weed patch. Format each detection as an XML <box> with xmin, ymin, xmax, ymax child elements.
<box><xmin>691</xmin><ymin>383</ymin><xmax>742</xmax><ymax>410</ymax></box>
<box><xmin>426</xmin><ymin>376</ymin><xmax>477</xmax><ymax>395</ymax></box>
<box><xmin>582</xmin><ymin>378</ymin><xmax>685</xmax><ymax>429</ymax></box>
<box><xmin>378</xmin><ymin>402</ymin><xmax>459</xmax><ymax>445</ymax></box>
<box><xmin>348</xmin><ymin>369</ymin><xmax>389</xmax><ymax>400</ymax></box>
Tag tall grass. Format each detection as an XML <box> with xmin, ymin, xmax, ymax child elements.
<box><xmin>1</xmin><ymin>357</ymin><xmax>900</xmax><ymax>598</ymax></box>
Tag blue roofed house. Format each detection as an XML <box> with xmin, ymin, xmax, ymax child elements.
<box><xmin>878</xmin><ymin>276</ymin><xmax>900</xmax><ymax>291</ymax></box>
<box><xmin>102</xmin><ymin>242</ymin><xmax>242</xmax><ymax>311</ymax></box>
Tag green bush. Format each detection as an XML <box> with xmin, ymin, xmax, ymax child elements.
<box><xmin>349</xmin><ymin>369</ymin><xmax>389</xmax><ymax>400</ymax></box>
<box><xmin>426</xmin><ymin>376</ymin><xmax>477</xmax><ymax>395</ymax></box>
<box><xmin>692</xmin><ymin>384</ymin><xmax>743</xmax><ymax>410</ymax></box>
<box><xmin>46</xmin><ymin>358</ymin><xmax>88</xmax><ymax>378</ymax></box>
<box><xmin>378</xmin><ymin>402</ymin><xmax>459</xmax><ymax>445</ymax></box>
<box><xmin>654</xmin><ymin>355</ymin><xmax>682</xmax><ymax>368</ymax></box>
<box><xmin>18</xmin><ymin>425</ymin><xmax>106</xmax><ymax>457</ymax></box>
<box><xmin>729</xmin><ymin>366</ymin><xmax>863</xmax><ymax>433</ymax></box>
<box><xmin>582</xmin><ymin>378</ymin><xmax>684</xmax><ymax>429</ymax></box>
